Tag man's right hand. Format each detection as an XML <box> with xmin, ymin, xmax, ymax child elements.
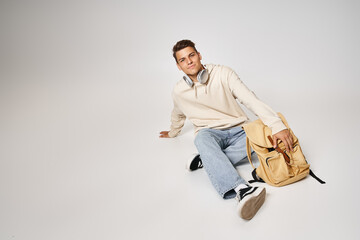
<box><xmin>159</xmin><ymin>131</ymin><xmax>170</xmax><ymax>138</ymax></box>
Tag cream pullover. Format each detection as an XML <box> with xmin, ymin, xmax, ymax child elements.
<box><xmin>168</xmin><ymin>64</ymin><xmax>287</xmax><ymax>138</ymax></box>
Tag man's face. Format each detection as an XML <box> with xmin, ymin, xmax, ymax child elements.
<box><xmin>175</xmin><ymin>47</ymin><xmax>203</xmax><ymax>77</ymax></box>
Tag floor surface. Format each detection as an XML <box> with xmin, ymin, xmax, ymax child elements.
<box><xmin>1</xmin><ymin>80</ymin><xmax>359</xmax><ymax>240</ymax></box>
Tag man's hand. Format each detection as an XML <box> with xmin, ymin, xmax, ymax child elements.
<box><xmin>159</xmin><ymin>131</ymin><xmax>170</xmax><ymax>138</ymax></box>
<box><xmin>272</xmin><ymin>129</ymin><xmax>293</xmax><ymax>152</ymax></box>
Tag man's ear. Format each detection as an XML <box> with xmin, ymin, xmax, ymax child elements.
<box><xmin>198</xmin><ymin>52</ymin><xmax>202</xmax><ymax>60</ymax></box>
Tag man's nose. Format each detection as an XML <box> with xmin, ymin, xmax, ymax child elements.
<box><xmin>187</xmin><ymin>58</ymin><xmax>193</xmax><ymax>64</ymax></box>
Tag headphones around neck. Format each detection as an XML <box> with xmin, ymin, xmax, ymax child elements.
<box><xmin>183</xmin><ymin>66</ymin><xmax>209</xmax><ymax>87</ymax></box>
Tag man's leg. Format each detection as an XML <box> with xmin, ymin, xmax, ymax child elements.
<box><xmin>188</xmin><ymin>127</ymin><xmax>253</xmax><ymax>171</ymax></box>
<box><xmin>194</xmin><ymin>127</ymin><xmax>266</xmax><ymax>220</ymax></box>
<box><xmin>194</xmin><ymin>128</ymin><xmax>248</xmax><ymax>199</ymax></box>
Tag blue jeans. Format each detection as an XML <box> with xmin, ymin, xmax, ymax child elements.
<box><xmin>194</xmin><ymin>127</ymin><xmax>252</xmax><ymax>199</ymax></box>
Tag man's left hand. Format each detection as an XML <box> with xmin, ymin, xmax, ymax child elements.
<box><xmin>272</xmin><ymin>129</ymin><xmax>293</xmax><ymax>152</ymax></box>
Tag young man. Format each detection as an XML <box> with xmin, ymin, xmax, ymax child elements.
<box><xmin>159</xmin><ymin>40</ymin><xmax>293</xmax><ymax>220</ymax></box>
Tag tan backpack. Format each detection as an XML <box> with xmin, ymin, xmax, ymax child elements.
<box><xmin>242</xmin><ymin>113</ymin><xmax>325</xmax><ymax>187</ymax></box>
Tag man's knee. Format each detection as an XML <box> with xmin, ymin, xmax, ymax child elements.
<box><xmin>194</xmin><ymin>129</ymin><xmax>214</xmax><ymax>148</ymax></box>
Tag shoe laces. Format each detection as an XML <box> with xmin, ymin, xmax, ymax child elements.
<box><xmin>235</xmin><ymin>186</ymin><xmax>253</xmax><ymax>202</ymax></box>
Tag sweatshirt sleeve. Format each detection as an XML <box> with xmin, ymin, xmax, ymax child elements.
<box><xmin>168</xmin><ymin>98</ymin><xmax>186</xmax><ymax>138</ymax></box>
<box><xmin>226</xmin><ymin>68</ymin><xmax>287</xmax><ymax>134</ymax></box>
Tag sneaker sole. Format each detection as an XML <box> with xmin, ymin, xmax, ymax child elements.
<box><xmin>238</xmin><ymin>188</ymin><xmax>266</xmax><ymax>220</ymax></box>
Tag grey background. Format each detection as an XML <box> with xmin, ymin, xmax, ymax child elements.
<box><xmin>1</xmin><ymin>0</ymin><xmax>359</xmax><ymax>239</ymax></box>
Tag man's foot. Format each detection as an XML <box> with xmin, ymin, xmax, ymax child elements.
<box><xmin>236</xmin><ymin>186</ymin><xmax>266</xmax><ymax>220</ymax></box>
<box><xmin>186</xmin><ymin>153</ymin><xmax>203</xmax><ymax>171</ymax></box>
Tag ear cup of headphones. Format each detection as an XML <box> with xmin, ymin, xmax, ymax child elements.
<box><xmin>183</xmin><ymin>75</ymin><xmax>194</xmax><ymax>87</ymax></box>
<box><xmin>197</xmin><ymin>68</ymin><xmax>209</xmax><ymax>84</ymax></box>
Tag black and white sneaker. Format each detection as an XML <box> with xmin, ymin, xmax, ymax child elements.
<box><xmin>186</xmin><ymin>153</ymin><xmax>203</xmax><ymax>171</ymax></box>
<box><xmin>236</xmin><ymin>186</ymin><xmax>266</xmax><ymax>220</ymax></box>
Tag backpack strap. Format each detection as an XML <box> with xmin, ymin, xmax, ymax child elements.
<box><xmin>246</xmin><ymin>136</ymin><xmax>256</xmax><ymax>169</ymax></box>
<box><xmin>245</xmin><ymin>137</ymin><xmax>263</xmax><ymax>183</ymax></box>
<box><xmin>309</xmin><ymin>169</ymin><xmax>326</xmax><ymax>184</ymax></box>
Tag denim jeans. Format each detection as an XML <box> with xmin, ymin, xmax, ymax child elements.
<box><xmin>194</xmin><ymin>126</ymin><xmax>253</xmax><ymax>199</ymax></box>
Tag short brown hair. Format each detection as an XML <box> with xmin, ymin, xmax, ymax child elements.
<box><xmin>172</xmin><ymin>39</ymin><xmax>198</xmax><ymax>62</ymax></box>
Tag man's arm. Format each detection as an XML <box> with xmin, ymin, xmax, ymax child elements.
<box><xmin>227</xmin><ymin>69</ymin><xmax>293</xmax><ymax>152</ymax></box>
<box><xmin>159</xmin><ymin>99</ymin><xmax>186</xmax><ymax>138</ymax></box>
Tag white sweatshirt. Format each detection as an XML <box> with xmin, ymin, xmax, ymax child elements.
<box><xmin>168</xmin><ymin>64</ymin><xmax>287</xmax><ymax>138</ymax></box>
